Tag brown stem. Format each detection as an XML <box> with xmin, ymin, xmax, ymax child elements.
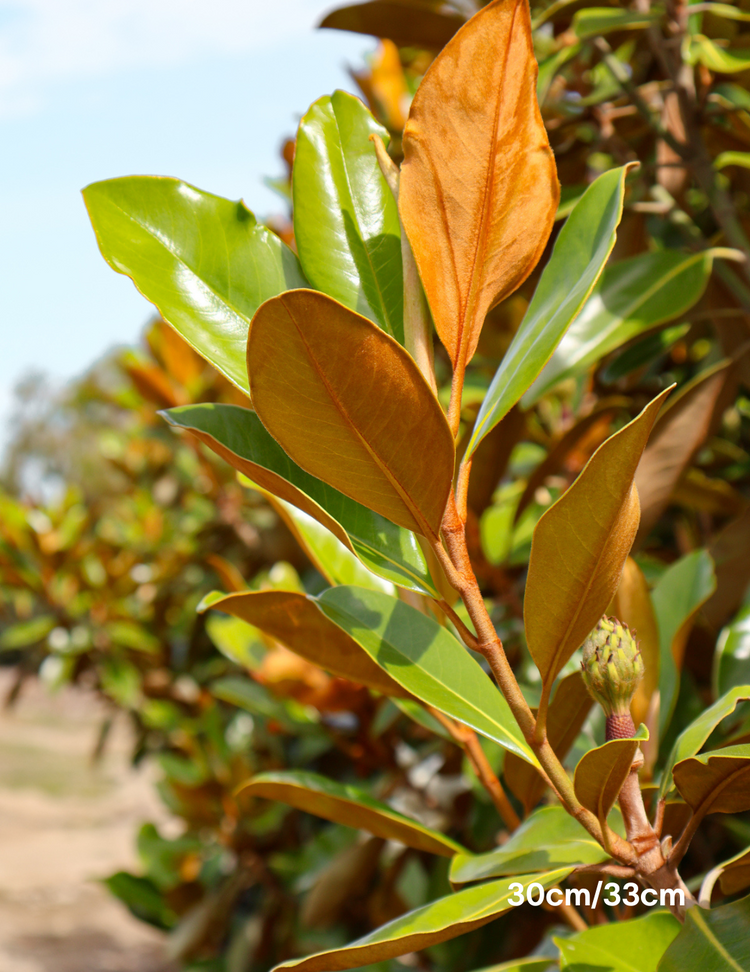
<box><xmin>455</xmin><ymin>457</ymin><xmax>473</xmax><ymax>526</ymax></box>
<box><xmin>447</xmin><ymin>357</ymin><xmax>467</xmax><ymax>438</ymax></box>
<box><xmin>431</xmin><ymin>708</ymin><xmax>520</xmax><ymax>831</ymax></box>
<box><xmin>574</xmin><ymin>863</ymin><xmax>636</xmax><ymax>880</ymax></box>
<box><xmin>437</xmin><ymin>497</ymin><xmax>636</xmax><ymax>865</ymax></box>
<box><xmin>654</xmin><ymin>797</ymin><xmax>666</xmax><ymax>838</ymax></box>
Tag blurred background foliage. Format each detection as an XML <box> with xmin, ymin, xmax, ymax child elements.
<box><xmin>5</xmin><ymin>0</ymin><xmax>750</xmax><ymax>969</ymax></box>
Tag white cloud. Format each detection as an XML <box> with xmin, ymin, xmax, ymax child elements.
<box><xmin>0</xmin><ymin>0</ymin><xmax>337</xmax><ymax>116</ymax></box>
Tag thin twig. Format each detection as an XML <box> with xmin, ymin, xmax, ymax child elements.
<box><xmin>437</xmin><ymin>599</ymin><xmax>479</xmax><ymax>649</ymax></box>
<box><xmin>428</xmin><ymin>708</ymin><xmax>520</xmax><ymax>830</ymax></box>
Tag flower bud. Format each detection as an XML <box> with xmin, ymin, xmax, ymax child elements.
<box><xmin>581</xmin><ymin>616</ymin><xmax>644</xmax><ymax>739</ymax></box>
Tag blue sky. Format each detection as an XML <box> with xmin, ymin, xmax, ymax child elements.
<box><xmin>0</xmin><ymin>0</ymin><xmax>373</xmax><ymax>440</ymax></box>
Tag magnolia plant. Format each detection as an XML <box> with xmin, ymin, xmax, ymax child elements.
<box><xmin>83</xmin><ymin>0</ymin><xmax>750</xmax><ymax>967</ymax></box>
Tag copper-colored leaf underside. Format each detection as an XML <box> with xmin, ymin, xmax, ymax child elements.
<box><xmin>399</xmin><ymin>0</ymin><xmax>559</xmax><ymax>370</ymax></box>
<box><xmin>247</xmin><ymin>290</ymin><xmax>455</xmax><ymax>539</ymax></box>
<box><xmin>673</xmin><ymin>747</ymin><xmax>750</xmax><ymax>815</ymax></box>
<box><xmin>635</xmin><ymin>361</ymin><xmax>730</xmax><ymax>544</ymax></box>
<box><xmin>524</xmin><ymin>387</ymin><xmax>671</xmax><ymax>687</ymax></box>
<box><xmin>574</xmin><ymin>736</ymin><xmax>642</xmax><ymax>822</ymax></box>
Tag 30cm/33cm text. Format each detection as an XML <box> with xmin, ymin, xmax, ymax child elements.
<box><xmin>508</xmin><ymin>882</ymin><xmax>686</xmax><ymax>909</ymax></box>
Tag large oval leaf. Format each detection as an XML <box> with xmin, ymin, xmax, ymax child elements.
<box><xmin>266</xmin><ymin>495</ymin><xmax>394</xmax><ymax>593</ymax></box>
<box><xmin>672</xmin><ymin>743</ymin><xmax>750</xmax><ymax>815</ymax></box>
<box><xmin>467</xmin><ymin>165</ymin><xmax>632</xmax><ymax>456</ymax></box>
<box><xmin>657</xmin><ymin>893</ymin><xmax>750</xmax><ymax>972</ymax></box>
<box><xmin>524</xmin><ymin>388</ymin><xmax>671</xmax><ymax>690</ymax></box>
<box><xmin>293</xmin><ymin>91</ymin><xmax>403</xmax><ymax>342</ymax></box>
<box><xmin>659</xmin><ymin>685</ymin><xmax>750</xmax><ymax>801</ymax></box>
<box><xmin>200</xmin><ymin>589</ymin><xmax>410</xmax><ymax>699</ymax></box>
<box><xmin>399</xmin><ymin>0</ymin><xmax>558</xmax><ymax>371</ymax></box>
<box><xmin>83</xmin><ymin>177</ymin><xmax>307</xmax><ymax>394</ymax></box>
<box><xmin>450</xmin><ymin>805</ymin><xmax>611</xmax><ymax>883</ymax></box>
<box><xmin>247</xmin><ymin>290</ymin><xmax>455</xmax><ymax>540</ymax></box>
<box><xmin>558</xmin><ymin>911</ymin><xmax>680</xmax><ymax>972</ymax></box>
<box><xmin>239</xmin><ymin>770</ymin><xmax>465</xmax><ymax>856</ymax></box>
<box><xmin>162</xmin><ymin>404</ymin><xmax>437</xmax><ymax>596</ymax></box>
<box><xmin>524</xmin><ymin>249</ymin><xmax>720</xmax><ymax>405</ymax></box>
<box><xmin>317</xmin><ymin>586</ymin><xmax>538</xmax><ymax>765</ymax></box>
<box><xmin>271</xmin><ymin>870</ymin><xmax>572</xmax><ymax>972</ymax></box>
<box><xmin>573</xmin><ymin>726</ymin><xmax>648</xmax><ymax>824</ymax></box>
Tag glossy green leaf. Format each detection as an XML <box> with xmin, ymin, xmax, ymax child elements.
<box><xmin>715</xmin><ymin>151</ymin><xmax>750</xmax><ymax>171</ymax></box>
<box><xmin>659</xmin><ymin>685</ymin><xmax>750</xmax><ymax>800</ymax></box>
<box><xmin>293</xmin><ymin>91</ymin><xmax>403</xmax><ymax>342</ymax></box>
<box><xmin>537</xmin><ymin>43</ymin><xmax>581</xmax><ymax>105</ymax></box>
<box><xmin>524</xmin><ymin>389</ymin><xmax>670</xmax><ymax>688</ymax></box>
<box><xmin>162</xmin><ymin>404</ymin><xmax>437</xmax><ymax>596</ymax></box>
<box><xmin>524</xmin><ymin>249</ymin><xmax>720</xmax><ymax>405</ymax></box>
<box><xmin>0</xmin><ymin>615</ymin><xmax>56</xmax><ymax>650</ymax></box>
<box><xmin>210</xmin><ymin>676</ymin><xmax>299</xmax><ymax>730</ymax></box>
<box><xmin>713</xmin><ymin>82</ymin><xmax>750</xmax><ymax>111</ymax></box>
<box><xmin>653</xmin><ymin>550</ymin><xmax>717</xmax><ymax>736</ymax></box>
<box><xmin>271</xmin><ymin>869</ymin><xmax>572</xmax><ymax>972</ymax></box>
<box><xmin>701</xmin><ymin>3</ymin><xmax>750</xmax><ymax>22</ymax></box>
<box><xmin>673</xmin><ymin>743</ymin><xmax>750</xmax><ymax>814</ymax></box>
<box><xmin>201</xmin><ymin>589</ymin><xmax>410</xmax><ymax>698</ymax></box>
<box><xmin>239</xmin><ymin>770</ymin><xmax>465</xmax><ymax>857</ymax></box>
<box><xmin>205</xmin><ymin>614</ymin><xmax>266</xmax><ymax>670</ymax></box>
<box><xmin>83</xmin><ymin>177</ymin><xmax>306</xmax><ymax>394</ymax></box>
<box><xmin>450</xmin><ymin>805</ymin><xmax>611</xmax><ymax>883</ymax></box>
<box><xmin>572</xmin><ymin>7</ymin><xmax>660</xmax><ymax>38</ymax></box>
<box><xmin>558</xmin><ymin>910</ymin><xmax>680</xmax><ymax>972</ymax></box>
<box><xmin>467</xmin><ymin>165</ymin><xmax>631</xmax><ymax>456</ymax></box>
<box><xmin>317</xmin><ymin>586</ymin><xmax>538</xmax><ymax>765</ymax></box>
<box><xmin>574</xmin><ymin>726</ymin><xmax>648</xmax><ymax>824</ymax></box>
<box><xmin>657</xmin><ymin>893</ymin><xmax>750</xmax><ymax>972</ymax></box>
<box><xmin>714</xmin><ymin>607</ymin><xmax>750</xmax><ymax>697</ymax></box>
<box><xmin>600</xmin><ymin>323</ymin><xmax>690</xmax><ymax>383</ymax></box>
<box><xmin>468</xmin><ymin>961</ymin><xmax>554</xmax><ymax>972</ymax></box>
<box><xmin>264</xmin><ymin>493</ymin><xmax>395</xmax><ymax>594</ymax></box>
<box><xmin>691</xmin><ymin>34</ymin><xmax>750</xmax><ymax>74</ymax></box>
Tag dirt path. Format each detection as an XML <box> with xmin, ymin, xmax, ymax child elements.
<box><xmin>0</xmin><ymin>670</ymin><xmax>176</xmax><ymax>972</ymax></box>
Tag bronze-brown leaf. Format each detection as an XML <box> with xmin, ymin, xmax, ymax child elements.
<box><xmin>247</xmin><ymin>290</ymin><xmax>455</xmax><ymax>540</ymax></box>
<box><xmin>524</xmin><ymin>388</ymin><xmax>671</xmax><ymax>693</ymax></box>
<box><xmin>635</xmin><ymin>360</ymin><xmax>731</xmax><ymax>544</ymax></box>
<box><xmin>399</xmin><ymin>0</ymin><xmax>559</xmax><ymax>373</ymax></box>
